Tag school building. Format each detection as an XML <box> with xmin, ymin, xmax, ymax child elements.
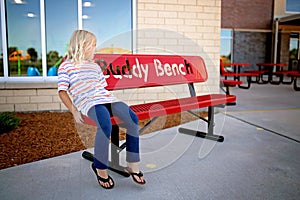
<box><xmin>0</xmin><ymin>0</ymin><xmax>299</xmax><ymax>112</ymax></box>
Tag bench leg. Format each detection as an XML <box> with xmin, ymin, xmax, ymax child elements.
<box><xmin>270</xmin><ymin>74</ymin><xmax>282</xmax><ymax>85</ymax></box>
<box><xmin>222</xmin><ymin>86</ymin><xmax>236</xmax><ymax>106</ymax></box>
<box><xmin>237</xmin><ymin>77</ymin><xmax>251</xmax><ymax>89</ymax></box>
<box><xmin>281</xmin><ymin>75</ymin><xmax>293</xmax><ymax>84</ymax></box>
<box><xmin>179</xmin><ymin>106</ymin><xmax>224</xmax><ymax>142</ymax></box>
<box><xmin>82</xmin><ymin>125</ymin><xmax>130</xmax><ymax>177</ymax></box>
<box><xmin>294</xmin><ymin>76</ymin><xmax>300</xmax><ymax>91</ymax></box>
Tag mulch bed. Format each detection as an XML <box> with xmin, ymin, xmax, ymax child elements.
<box><xmin>0</xmin><ymin>111</ymin><xmax>206</xmax><ymax>170</ymax></box>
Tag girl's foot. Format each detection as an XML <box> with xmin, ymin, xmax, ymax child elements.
<box><xmin>91</xmin><ymin>164</ymin><xmax>114</xmax><ymax>189</ymax></box>
<box><xmin>126</xmin><ymin>162</ymin><xmax>146</xmax><ymax>185</ymax></box>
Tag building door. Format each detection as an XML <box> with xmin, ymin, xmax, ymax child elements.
<box><xmin>289</xmin><ymin>33</ymin><xmax>300</xmax><ymax>71</ymax></box>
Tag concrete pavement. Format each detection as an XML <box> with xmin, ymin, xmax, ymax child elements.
<box><xmin>0</xmin><ymin>83</ymin><xmax>299</xmax><ymax>200</ymax></box>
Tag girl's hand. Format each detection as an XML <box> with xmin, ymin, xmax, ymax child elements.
<box><xmin>72</xmin><ymin>107</ymin><xmax>84</xmax><ymax>124</ymax></box>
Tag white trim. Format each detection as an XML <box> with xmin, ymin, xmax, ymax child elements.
<box><xmin>40</xmin><ymin>0</ymin><xmax>47</xmax><ymax>78</ymax></box>
<box><xmin>234</xmin><ymin>28</ymin><xmax>272</xmax><ymax>33</ymax></box>
<box><xmin>2</xmin><ymin>76</ymin><xmax>57</xmax><ymax>83</ymax></box>
<box><xmin>1</xmin><ymin>0</ymin><xmax>8</xmax><ymax>80</ymax></box>
<box><xmin>273</xmin><ymin>20</ymin><xmax>279</xmax><ymax>64</ymax></box>
<box><xmin>78</xmin><ymin>0</ymin><xmax>82</xmax><ymax>29</ymax></box>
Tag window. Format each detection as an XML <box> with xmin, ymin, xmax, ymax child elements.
<box><xmin>286</xmin><ymin>0</ymin><xmax>300</xmax><ymax>13</ymax></box>
<box><xmin>82</xmin><ymin>0</ymin><xmax>132</xmax><ymax>53</ymax></box>
<box><xmin>289</xmin><ymin>33</ymin><xmax>299</xmax><ymax>70</ymax></box>
<box><xmin>220</xmin><ymin>29</ymin><xmax>233</xmax><ymax>63</ymax></box>
<box><xmin>1</xmin><ymin>0</ymin><xmax>134</xmax><ymax>82</ymax></box>
<box><xmin>0</xmin><ymin>4</ymin><xmax>3</xmax><ymax>77</ymax></box>
<box><xmin>6</xmin><ymin>0</ymin><xmax>42</xmax><ymax>77</ymax></box>
<box><xmin>45</xmin><ymin>0</ymin><xmax>78</xmax><ymax>76</ymax></box>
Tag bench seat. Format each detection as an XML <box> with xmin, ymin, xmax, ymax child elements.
<box><xmin>84</xmin><ymin>94</ymin><xmax>236</xmax><ymax>126</ymax></box>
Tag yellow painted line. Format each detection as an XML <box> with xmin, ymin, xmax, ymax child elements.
<box><xmin>256</xmin><ymin>127</ymin><xmax>264</xmax><ymax>131</ymax></box>
<box><xmin>224</xmin><ymin>107</ymin><xmax>300</xmax><ymax>114</ymax></box>
<box><xmin>146</xmin><ymin>164</ymin><xmax>157</xmax><ymax>169</ymax></box>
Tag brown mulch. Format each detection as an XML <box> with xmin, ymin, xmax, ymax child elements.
<box><xmin>0</xmin><ymin>111</ymin><xmax>206</xmax><ymax>170</ymax></box>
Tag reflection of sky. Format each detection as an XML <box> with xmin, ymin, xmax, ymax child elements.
<box><xmin>6</xmin><ymin>0</ymin><xmax>132</xmax><ymax>57</ymax></box>
<box><xmin>45</xmin><ymin>0</ymin><xmax>78</xmax><ymax>56</ymax></box>
<box><xmin>220</xmin><ymin>40</ymin><xmax>231</xmax><ymax>57</ymax></box>
<box><xmin>290</xmin><ymin>39</ymin><xmax>298</xmax><ymax>50</ymax></box>
<box><xmin>83</xmin><ymin>0</ymin><xmax>132</xmax><ymax>50</ymax></box>
<box><xmin>0</xmin><ymin>11</ymin><xmax>2</xmax><ymax>57</ymax></box>
<box><xmin>220</xmin><ymin>30</ymin><xmax>232</xmax><ymax>57</ymax></box>
<box><xmin>286</xmin><ymin>0</ymin><xmax>300</xmax><ymax>13</ymax></box>
<box><xmin>7</xmin><ymin>0</ymin><xmax>41</xmax><ymax>54</ymax></box>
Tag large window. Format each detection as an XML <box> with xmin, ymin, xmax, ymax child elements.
<box><xmin>82</xmin><ymin>0</ymin><xmax>132</xmax><ymax>54</ymax></box>
<box><xmin>45</xmin><ymin>0</ymin><xmax>78</xmax><ymax>76</ymax></box>
<box><xmin>220</xmin><ymin>29</ymin><xmax>233</xmax><ymax>63</ymax></box>
<box><xmin>0</xmin><ymin>0</ymin><xmax>133</xmax><ymax>81</ymax></box>
<box><xmin>0</xmin><ymin>4</ymin><xmax>3</xmax><ymax>77</ymax></box>
<box><xmin>6</xmin><ymin>0</ymin><xmax>42</xmax><ymax>77</ymax></box>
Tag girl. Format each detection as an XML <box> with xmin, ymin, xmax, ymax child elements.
<box><xmin>57</xmin><ymin>30</ymin><xmax>145</xmax><ymax>189</ymax></box>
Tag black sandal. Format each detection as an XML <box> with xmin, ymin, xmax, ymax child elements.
<box><xmin>91</xmin><ymin>163</ymin><xmax>114</xmax><ymax>189</ymax></box>
<box><xmin>125</xmin><ymin>167</ymin><xmax>146</xmax><ymax>185</ymax></box>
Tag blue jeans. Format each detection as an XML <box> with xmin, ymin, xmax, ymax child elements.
<box><xmin>87</xmin><ymin>102</ymin><xmax>140</xmax><ymax>169</ymax></box>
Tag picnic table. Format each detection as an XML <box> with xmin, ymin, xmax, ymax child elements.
<box><xmin>220</xmin><ymin>61</ymin><xmax>258</xmax><ymax>89</ymax></box>
<box><xmin>256</xmin><ymin>63</ymin><xmax>288</xmax><ymax>84</ymax></box>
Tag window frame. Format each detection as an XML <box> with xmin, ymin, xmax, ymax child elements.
<box><xmin>0</xmin><ymin>0</ymin><xmax>136</xmax><ymax>84</ymax></box>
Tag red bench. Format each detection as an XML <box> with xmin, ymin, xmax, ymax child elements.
<box><xmin>220</xmin><ymin>79</ymin><xmax>243</xmax><ymax>95</ymax></box>
<box><xmin>271</xmin><ymin>68</ymin><xmax>300</xmax><ymax>85</ymax></box>
<box><xmin>220</xmin><ymin>60</ymin><xmax>259</xmax><ymax>89</ymax></box>
<box><xmin>81</xmin><ymin>54</ymin><xmax>236</xmax><ymax>176</ymax></box>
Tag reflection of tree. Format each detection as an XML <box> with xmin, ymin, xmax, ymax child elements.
<box><xmin>8</xmin><ymin>47</ymin><xmax>17</xmax><ymax>56</ymax></box>
<box><xmin>47</xmin><ymin>51</ymin><xmax>60</xmax><ymax>63</ymax></box>
<box><xmin>290</xmin><ymin>48</ymin><xmax>298</xmax><ymax>60</ymax></box>
<box><xmin>27</xmin><ymin>48</ymin><xmax>38</xmax><ymax>61</ymax></box>
<box><xmin>220</xmin><ymin>53</ymin><xmax>231</xmax><ymax>63</ymax></box>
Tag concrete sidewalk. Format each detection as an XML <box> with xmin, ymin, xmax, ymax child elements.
<box><xmin>0</xmin><ymin>84</ymin><xmax>300</xmax><ymax>200</ymax></box>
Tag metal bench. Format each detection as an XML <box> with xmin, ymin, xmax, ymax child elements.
<box><xmin>82</xmin><ymin>54</ymin><xmax>236</xmax><ymax>176</ymax></box>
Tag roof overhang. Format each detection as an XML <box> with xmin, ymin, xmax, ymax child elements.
<box><xmin>277</xmin><ymin>14</ymin><xmax>300</xmax><ymax>31</ymax></box>
<box><xmin>278</xmin><ymin>14</ymin><xmax>300</xmax><ymax>25</ymax></box>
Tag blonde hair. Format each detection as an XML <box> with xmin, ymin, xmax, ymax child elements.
<box><xmin>67</xmin><ymin>30</ymin><xmax>96</xmax><ymax>63</ymax></box>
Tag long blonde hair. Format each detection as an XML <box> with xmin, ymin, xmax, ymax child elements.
<box><xmin>67</xmin><ymin>30</ymin><xmax>96</xmax><ymax>63</ymax></box>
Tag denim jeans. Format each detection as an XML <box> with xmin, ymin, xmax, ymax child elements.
<box><xmin>87</xmin><ymin>102</ymin><xmax>140</xmax><ymax>169</ymax></box>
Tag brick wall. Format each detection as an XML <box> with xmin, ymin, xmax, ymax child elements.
<box><xmin>221</xmin><ymin>0</ymin><xmax>275</xmax><ymax>73</ymax></box>
<box><xmin>233</xmin><ymin>31</ymin><xmax>273</xmax><ymax>69</ymax></box>
<box><xmin>137</xmin><ymin>0</ymin><xmax>221</xmax><ymax>96</ymax></box>
<box><xmin>222</xmin><ymin>0</ymin><xmax>274</xmax><ymax>29</ymax></box>
<box><xmin>0</xmin><ymin>86</ymin><xmax>63</xmax><ymax>112</ymax></box>
<box><xmin>279</xmin><ymin>32</ymin><xmax>290</xmax><ymax>65</ymax></box>
<box><xmin>0</xmin><ymin>0</ymin><xmax>221</xmax><ymax>112</ymax></box>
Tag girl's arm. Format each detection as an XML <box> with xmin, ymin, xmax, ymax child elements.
<box><xmin>58</xmin><ymin>90</ymin><xmax>83</xmax><ymax>123</ymax></box>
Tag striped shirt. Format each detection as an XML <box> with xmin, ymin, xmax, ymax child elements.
<box><xmin>57</xmin><ymin>60</ymin><xmax>118</xmax><ymax>115</ymax></box>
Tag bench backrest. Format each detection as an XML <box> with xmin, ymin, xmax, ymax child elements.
<box><xmin>93</xmin><ymin>54</ymin><xmax>208</xmax><ymax>90</ymax></box>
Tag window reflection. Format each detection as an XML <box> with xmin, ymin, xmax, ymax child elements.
<box><xmin>6</xmin><ymin>0</ymin><xmax>42</xmax><ymax>76</ymax></box>
<box><xmin>45</xmin><ymin>0</ymin><xmax>78</xmax><ymax>76</ymax></box>
<box><xmin>2</xmin><ymin>0</ymin><xmax>133</xmax><ymax>78</ymax></box>
<box><xmin>83</xmin><ymin>0</ymin><xmax>132</xmax><ymax>54</ymax></box>
<box><xmin>220</xmin><ymin>29</ymin><xmax>232</xmax><ymax>63</ymax></box>
<box><xmin>0</xmin><ymin>10</ymin><xmax>3</xmax><ymax>77</ymax></box>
